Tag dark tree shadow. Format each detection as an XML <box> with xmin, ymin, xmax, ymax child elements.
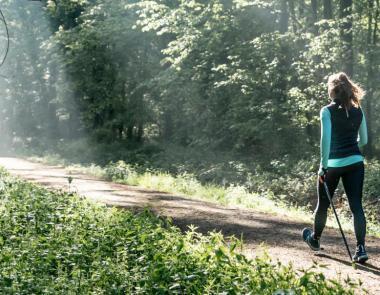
<box><xmin>315</xmin><ymin>252</ymin><xmax>380</xmax><ymax>276</ymax></box>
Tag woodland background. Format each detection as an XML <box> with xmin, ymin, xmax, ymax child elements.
<box><xmin>1</xmin><ymin>0</ymin><xmax>380</xmax><ymax>221</ymax></box>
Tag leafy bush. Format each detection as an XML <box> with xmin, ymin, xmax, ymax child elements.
<box><xmin>363</xmin><ymin>160</ymin><xmax>380</xmax><ymax>223</ymax></box>
<box><xmin>0</xmin><ymin>169</ymin><xmax>357</xmax><ymax>294</ymax></box>
<box><xmin>262</xmin><ymin>158</ymin><xmax>319</xmax><ymax>208</ymax></box>
<box><xmin>105</xmin><ymin>160</ymin><xmax>139</xmax><ymax>182</ymax></box>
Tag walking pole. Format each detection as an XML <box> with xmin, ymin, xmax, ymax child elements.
<box><xmin>323</xmin><ymin>180</ymin><xmax>353</xmax><ymax>261</ymax></box>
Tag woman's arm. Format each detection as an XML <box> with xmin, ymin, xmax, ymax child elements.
<box><xmin>358</xmin><ymin>108</ymin><xmax>368</xmax><ymax>147</ymax></box>
<box><xmin>319</xmin><ymin>107</ymin><xmax>331</xmax><ymax>175</ymax></box>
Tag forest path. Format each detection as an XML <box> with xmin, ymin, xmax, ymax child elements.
<box><xmin>0</xmin><ymin>157</ymin><xmax>379</xmax><ymax>294</ymax></box>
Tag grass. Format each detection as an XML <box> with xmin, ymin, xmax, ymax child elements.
<box><xmin>26</xmin><ymin>155</ymin><xmax>380</xmax><ymax>238</ymax></box>
<box><xmin>0</xmin><ymin>168</ymin><xmax>359</xmax><ymax>294</ymax></box>
<box><xmin>28</xmin><ymin>155</ymin><xmax>312</xmax><ymax>217</ymax></box>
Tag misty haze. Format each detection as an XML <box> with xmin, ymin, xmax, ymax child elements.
<box><xmin>0</xmin><ymin>0</ymin><xmax>379</xmax><ymax>294</ymax></box>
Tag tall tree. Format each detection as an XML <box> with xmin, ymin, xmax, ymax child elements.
<box><xmin>364</xmin><ymin>0</ymin><xmax>379</xmax><ymax>157</ymax></box>
<box><xmin>279</xmin><ymin>0</ymin><xmax>289</xmax><ymax>33</ymax></box>
<box><xmin>323</xmin><ymin>0</ymin><xmax>333</xmax><ymax>19</ymax></box>
<box><xmin>311</xmin><ymin>0</ymin><xmax>318</xmax><ymax>33</ymax></box>
<box><xmin>340</xmin><ymin>0</ymin><xmax>353</xmax><ymax>75</ymax></box>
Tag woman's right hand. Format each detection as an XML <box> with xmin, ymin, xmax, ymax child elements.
<box><xmin>318</xmin><ymin>167</ymin><xmax>328</xmax><ymax>184</ymax></box>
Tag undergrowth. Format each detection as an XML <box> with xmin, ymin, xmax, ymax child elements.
<box><xmin>0</xmin><ymin>169</ymin><xmax>359</xmax><ymax>294</ymax></box>
<box><xmin>27</xmin><ymin>154</ymin><xmax>380</xmax><ymax>238</ymax></box>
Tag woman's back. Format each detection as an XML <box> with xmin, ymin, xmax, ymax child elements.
<box><xmin>326</xmin><ymin>100</ymin><xmax>363</xmax><ymax>159</ymax></box>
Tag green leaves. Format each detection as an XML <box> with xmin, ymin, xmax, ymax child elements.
<box><xmin>0</xmin><ymin>168</ymin><xmax>357</xmax><ymax>294</ymax></box>
<box><xmin>2</xmin><ymin>0</ymin><xmax>377</xmax><ymax>158</ymax></box>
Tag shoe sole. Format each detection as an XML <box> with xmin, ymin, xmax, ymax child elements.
<box><xmin>302</xmin><ymin>228</ymin><xmax>321</xmax><ymax>251</ymax></box>
<box><xmin>353</xmin><ymin>255</ymin><xmax>368</xmax><ymax>264</ymax></box>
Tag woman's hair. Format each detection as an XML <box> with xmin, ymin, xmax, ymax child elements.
<box><xmin>327</xmin><ymin>72</ymin><xmax>365</xmax><ymax>109</ymax></box>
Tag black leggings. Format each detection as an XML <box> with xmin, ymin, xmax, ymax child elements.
<box><xmin>313</xmin><ymin>161</ymin><xmax>366</xmax><ymax>246</ymax></box>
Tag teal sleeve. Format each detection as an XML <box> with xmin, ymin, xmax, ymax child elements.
<box><xmin>319</xmin><ymin>107</ymin><xmax>331</xmax><ymax>174</ymax></box>
<box><xmin>358</xmin><ymin>108</ymin><xmax>368</xmax><ymax>148</ymax></box>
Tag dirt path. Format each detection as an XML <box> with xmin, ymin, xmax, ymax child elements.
<box><xmin>0</xmin><ymin>157</ymin><xmax>379</xmax><ymax>294</ymax></box>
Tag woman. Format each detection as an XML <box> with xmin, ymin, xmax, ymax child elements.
<box><xmin>302</xmin><ymin>72</ymin><xmax>368</xmax><ymax>263</ymax></box>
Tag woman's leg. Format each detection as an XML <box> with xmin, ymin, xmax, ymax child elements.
<box><xmin>313</xmin><ymin>168</ymin><xmax>341</xmax><ymax>239</ymax></box>
<box><xmin>341</xmin><ymin>162</ymin><xmax>366</xmax><ymax>246</ymax></box>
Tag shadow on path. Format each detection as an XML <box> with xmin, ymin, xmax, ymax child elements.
<box><xmin>315</xmin><ymin>252</ymin><xmax>380</xmax><ymax>276</ymax></box>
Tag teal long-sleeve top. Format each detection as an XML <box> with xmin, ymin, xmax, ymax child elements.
<box><xmin>319</xmin><ymin>106</ymin><xmax>368</xmax><ymax>175</ymax></box>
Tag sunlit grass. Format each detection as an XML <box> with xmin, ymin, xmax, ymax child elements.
<box><xmin>66</xmin><ymin>164</ymin><xmax>107</xmax><ymax>179</ymax></box>
<box><xmin>26</xmin><ymin>155</ymin><xmax>380</xmax><ymax>238</ymax></box>
<box><xmin>29</xmin><ymin>154</ymin><xmax>67</xmax><ymax>166</ymax></box>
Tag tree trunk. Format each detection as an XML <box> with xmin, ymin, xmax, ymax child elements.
<box><xmin>279</xmin><ymin>0</ymin><xmax>289</xmax><ymax>33</ymax></box>
<box><xmin>340</xmin><ymin>0</ymin><xmax>353</xmax><ymax>76</ymax></box>
<box><xmin>162</xmin><ymin>113</ymin><xmax>173</xmax><ymax>140</ymax></box>
<box><xmin>323</xmin><ymin>0</ymin><xmax>333</xmax><ymax>19</ymax></box>
<box><xmin>365</xmin><ymin>0</ymin><xmax>378</xmax><ymax>157</ymax></box>
<box><xmin>311</xmin><ymin>0</ymin><xmax>318</xmax><ymax>34</ymax></box>
<box><xmin>126</xmin><ymin>125</ymin><xmax>134</xmax><ymax>140</ymax></box>
<box><xmin>136</xmin><ymin>124</ymin><xmax>144</xmax><ymax>142</ymax></box>
<box><xmin>298</xmin><ymin>0</ymin><xmax>305</xmax><ymax>17</ymax></box>
<box><xmin>288</xmin><ymin>0</ymin><xmax>299</xmax><ymax>32</ymax></box>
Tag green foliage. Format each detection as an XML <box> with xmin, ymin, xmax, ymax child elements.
<box><xmin>45</xmin><ymin>0</ymin><xmax>89</xmax><ymax>30</ymax></box>
<box><xmin>0</xmin><ymin>169</ymin><xmax>357</xmax><ymax>293</ymax></box>
<box><xmin>2</xmin><ymin>0</ymin><xmax>371</xmax><ymax>156</ymax></box>
<box><xmin>1</xmin><ymin>0</ymin><xmax>380</xmax><ymax>260</ymax></box>
<box><xmin>363</xmin><ymin>160</ymin><xmax>380</xmax><ymax>223</ymax></box>
<box><xmin>2</xmin><ymin>0</ymin><xmax>380</xmax><ymax>156</ymax></box>
<box><xmin>105</xmin><ymin>160</ymin><xmax>139</xmax><ymax>182</ymax></box>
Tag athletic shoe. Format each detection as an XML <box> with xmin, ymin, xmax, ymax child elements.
<box><xmin>302</xmin><ymin>227</ymin><xmax>320</xmax><ymax>251</ymax></box>
<box><xmin>352</xmin><ymin>244</ymin><xmax>368</xmax><ymax>263</ymax></box>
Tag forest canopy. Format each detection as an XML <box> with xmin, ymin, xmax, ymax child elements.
<box><xmin>1</xmin><ymin>0</ymin><xmax>378</xmax><ymax>158</ymax></box>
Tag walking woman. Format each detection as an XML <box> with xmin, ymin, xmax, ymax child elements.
<box><xmin>302</xmin><ymin>72</ymin><xmax>369</xmax><ymax>263</ymax></box>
